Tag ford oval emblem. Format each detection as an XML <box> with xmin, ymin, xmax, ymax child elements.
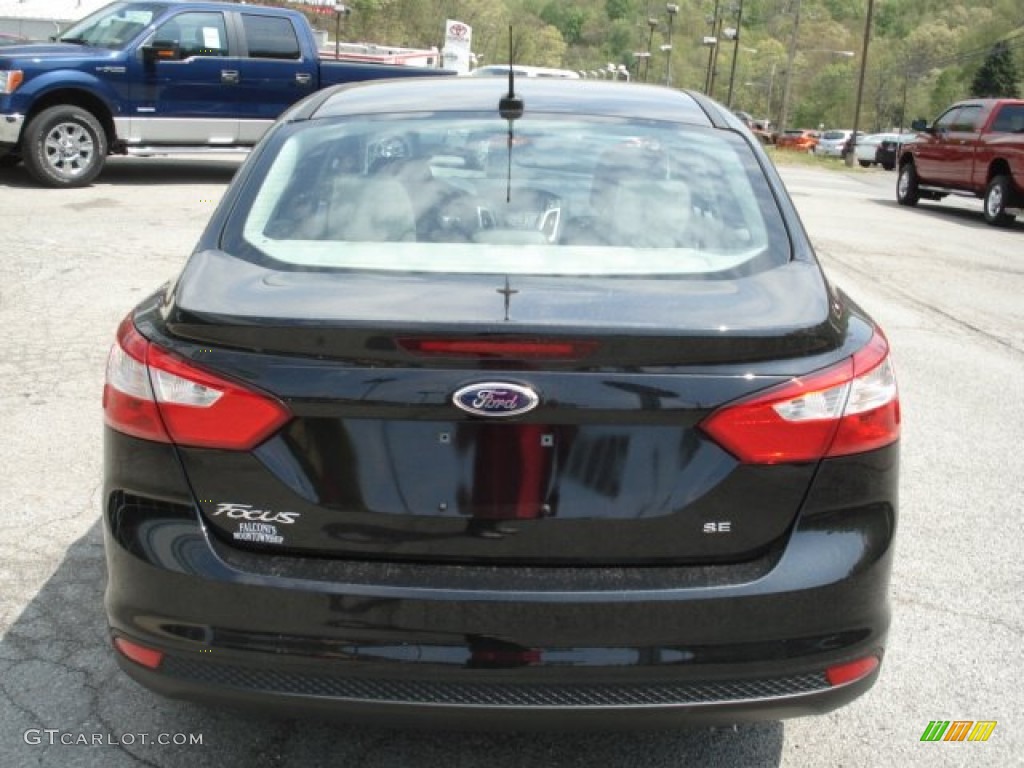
<box><xmin>453</xmin><ymin>382</ymin><xmax>540</xmax><ymax>418</ymax></box>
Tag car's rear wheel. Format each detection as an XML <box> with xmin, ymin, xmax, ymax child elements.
<box><xmin>23</xmin><ymin>105</ymin><xmax>107</xmax><ymax>188</ymax></box>
<box><xmin>858</xmin><ymin>160</ymin><xmax>870</xmax><ymax>168</ymax></box>
<box><xmin>983</xmin><ymin>175</ymin><xmax>1015</xmax><ymax>227</ymax></box>
<box><xmin>897</xmin><ymin>162</ymin><xmax>920</xmax><ymax>206</ymax></box>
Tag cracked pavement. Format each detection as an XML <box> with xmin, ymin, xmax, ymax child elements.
<box><xmin>0</xmin><ymin>156</ymin><xmax>1021</xmax><ymax>767</ymax></box>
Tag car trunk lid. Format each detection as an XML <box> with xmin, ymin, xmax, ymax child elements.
<box><xmin>143</xmin><ymin>250</ymin><xmax>846</xmax><ymax>565</ymax></box>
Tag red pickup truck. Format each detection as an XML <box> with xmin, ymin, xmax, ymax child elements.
<box><xmin>896</xmin><ymin>98</ymin><xmax>1024</xmax><ymax>226</ymax></box>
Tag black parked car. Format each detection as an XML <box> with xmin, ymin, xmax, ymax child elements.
<box><xmin>103</xmin><ymin>76</ymin><xmax>900</xmax><ymax>728</ymax></box>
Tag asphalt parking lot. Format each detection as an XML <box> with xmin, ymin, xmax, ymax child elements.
<box><xmin>0</xmin><ymin>155</ymin><xmax>1021</xmax><ymax>767</ymax></box>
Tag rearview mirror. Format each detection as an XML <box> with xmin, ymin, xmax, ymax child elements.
<box><xmin>910</xmin><ymin>119</ymin><xmax>929</xmax><ymax>132</ymax></box>
<box><xmin>142</xmin><ymin>42</ymin><xmax>181</xmax><ymax>63</ymax></box>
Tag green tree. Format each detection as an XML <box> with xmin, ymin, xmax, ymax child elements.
<box><xmin>605</xmin><ymin>0</ymin><xmax>634</xmax><ymax>22</ymax></box>
<box><xmin>969</xmin><ymin>41</ymin><xmax>1020</xmax><ymax>98</ymax></box>
<box><xmin>929</xmin><ymin>67</ymin><xmax>962</xmax><ymax>114</ymax></box>
<box><xmin>285</xmin><ymin>0</ymin><xmax>1024</xmax><ymax>105</ymax></box>
<box><xmin>540</xmin><ymin>2</ymin><xmax>588</xmax><ymax>45</ymax></box>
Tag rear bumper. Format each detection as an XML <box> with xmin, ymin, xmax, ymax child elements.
<box><xmin>103</xmin><ymin>431</ymin><xmax>897</xmax><ymax>727</ymax></box>
<box><xmin>114</xmin><ymin>654</ymin><xmax>881</xmax><ymax>729</ymax></box>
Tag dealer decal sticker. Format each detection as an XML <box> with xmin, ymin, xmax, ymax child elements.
<box><xmin>232</xmin><ymin>521</ymin><xmax>285</xmax><ymax>545</ymax></box>
<box><xmin>210</xmin><ymin>502</ymin><xmax>300</xmax><ymax>545</ymax></box>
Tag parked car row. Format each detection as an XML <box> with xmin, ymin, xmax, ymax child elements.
<box><xmin>774</xmin><ymin>128</ymin><xmax>867</xmax><ymax>158</ymax></box>
<box><xmin>770</xmin><ymin>126</ymin><xmax>922</xmax><ymax>173</ymax></box>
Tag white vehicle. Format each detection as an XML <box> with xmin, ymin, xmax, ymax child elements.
<box><xmin>469</xmin><ymin>64</ymin><xmax>581</xmax><ymax>79</ymax></box>
<box><xmin>855</xmin><ymin>133</ymin><xmax>896</xmax><ymax>167</ymax></box>
<box><xmin>815</xmin><ymin>129</ymin><xmax>863</xmax><ymax>158</ymax></box>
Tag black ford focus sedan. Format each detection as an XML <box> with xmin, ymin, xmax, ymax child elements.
<box><xmin>102</xmin><ymin>76</ymin><xmax>899</xmax><ymax>728</ymax></box>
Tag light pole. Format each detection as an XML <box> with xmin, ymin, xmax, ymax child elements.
<box><xmin>665</xmin><ymin>4</ymin><xmax>679</xmax><ymax>86</ymax></box>
<box><xmin>779</xmin><ymin>39</ymin><xmax>854</xmax><ymax>133</ymax></box>
<box><xmin>333</xmin><ymin>3</ymin><xmax>351</xmax><ymax>61</ymax></box>
<box><xmin>778</xmin><ymin>0</ymin><xmax>801</xmax><ymax>135</ymax></box>
<box><xmin>644</xmin><ymin>17</ymin><xmax>658</xmax><ymax>82</ymax></box>
<box><xmin>708</xmin><ymin>7</ymin><xmax>729</xmax><ymax>98</ymax></box>
<box><xmin>633</xmin><ymin>51</ymin><xmax>650</xmax><ymax>82</ymax></box>
<box><xmin>845</xmin><ymin>0</ymin><xmax>876</xmax><ymax>167</ymax></box>
<box><xmin>704</xmin><ymin>0</ymin><xmax>721</xmax><ymax>95</ymax></box>
<box><xmin>764</xmin><ymin>60</ymin><xmax>778</xmax><ymax>125</ymax></box>
<box><xmin>898</xmin><ymin>54</ymin><xmax>914</xmax><ymax>133</ymax></box>
<box><xmin>725</xmin><ymin>0</ymin><xmax>745</xmax><ymax>107</ymax></box>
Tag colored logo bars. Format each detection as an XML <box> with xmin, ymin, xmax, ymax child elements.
<box><xmin>920</xmin><ymin>721</ymin><xmax>997</xmax><ymax>742</ymax></box>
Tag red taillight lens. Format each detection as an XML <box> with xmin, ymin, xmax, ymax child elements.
<box><xmin>103</xmin><ymin>316</ymin><xmax>291</xmax><ymax>450</ymax></box>
<box><xmin>825</xmin><ymin>655</ymin><xmax>880</xmax><ymax>686</ymax></box>
<box><xmin>700</xmin><ymin>330</ymin><xmax>899</xmax><ymax>464</ymax></box>
<box><xmin>113</xmin><ymin>637</ymin><xmax>165</xmax><ymax>670</ymax></box>
<box><xmin>103</xmin><ymin>318</ymin><xmax>169</xmax><ymax>443</ymax></box>
<box><xmin>397</xmin><ymin>337</ymin><xmax>597</xmax><ymax>360</ymax></box>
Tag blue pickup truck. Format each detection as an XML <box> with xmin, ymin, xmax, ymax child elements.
<box><xmin>0</xmin><ymin>1</ymin><xmax>449</xmax><ymax>187</ymax></box>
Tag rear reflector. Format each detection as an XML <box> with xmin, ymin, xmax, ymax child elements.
<box><xmin>398</xmin><ymin>337</ymin><xmax>597</xmax><ymax>360</ymax></box>
<box><xmin>700</xmin><ymin>330</ymin><xmax>899</xmax><ymax>464</ymax></box>
<box><xmin>103</xmin><ymin>316</ymin><xmax>291</xmax><ymax>450</ymax></box>
<box><xmin>825</xmin><ymin>655</ymin><xmax>880</xmax><ymax>686</ymax></box>
<box><xmin>113</xmin><ymin>637</ymin><xmax>164</xmax><ymax>670</ymax></box>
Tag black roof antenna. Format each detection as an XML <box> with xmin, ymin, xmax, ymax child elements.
<box><xmin>497</xmin><ymin>25</ymin><xmax>523</xmax><ymax>203</ymax></box>
<box><xmin>498</xmin><ymin>26</ymin><xmax>524</xmax><ymax>122</ymax></box>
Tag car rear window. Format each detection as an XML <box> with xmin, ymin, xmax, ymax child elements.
<box><xmin>225</xmin><ymin>114</ymin><xmax>791</xmax><ymax>277</ymax></box>
<box><xmin>821</xmin><ymin>131</ymin><xmax>847</xmax><ymax>140</ymax></box>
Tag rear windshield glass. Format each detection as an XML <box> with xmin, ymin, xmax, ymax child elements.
<box><xmin>224</xmin><ymin>114</ymin><xmax>790</xmax><ymax>276</ymax></box>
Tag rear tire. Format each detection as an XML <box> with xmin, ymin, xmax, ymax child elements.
<box><xmin>858</xmin><ymin>160</ymin><xmax>870</xmax><ymax>168</ymax></box>
<box><xmin>897</xmin><ymin>162</ymin><xmax>920</xmax><ymax>207</ymax></box>
<box><xmin>23</xmin><ymin>105</ymin><xmax>107</xmax><ymax>188</ymax></box>
<box><xmin>983</xmin><ymin>175</ymin><xmax>1015</xmax><ymax>227</ymax></box>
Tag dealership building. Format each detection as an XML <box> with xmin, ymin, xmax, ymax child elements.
<box><xmin>0</xmin><ymin>0</ymin><xmax>110</xmax><ymax>39</ymax></box>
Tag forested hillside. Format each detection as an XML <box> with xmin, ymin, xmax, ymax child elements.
<box><xmin>288</xmin><ymin>0</ymin><xmax>1024</xmax><ymax>131</ymax></box>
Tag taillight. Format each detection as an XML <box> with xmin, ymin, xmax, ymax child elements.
<box><xmin>103</xmin><ymin>316</ymin><xmax>291</xmax><ymax>450</ymax></box>
<box><xmin>397</xmin><ymin>337</ymin><xmax>597</xmax><ymax>360</ymax></box>
<box><xmin>700</xmin><ymin>330</ymin><xmax>899</xmax><ymax>464</ymax></box>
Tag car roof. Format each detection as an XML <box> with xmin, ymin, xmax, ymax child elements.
<box><xmin>306</xmin><ymin>78</ymin><xmax>717</xmax><ymax>126</ymax></box>
<box><xmin>949</xmin><ymin>98</ymin><xmax>1024</xmax><ymax>108</ymax></box>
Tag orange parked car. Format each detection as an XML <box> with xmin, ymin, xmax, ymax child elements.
<box><xmin>776</xmin><ymin>129</ymin><xmax>819</xmax><ymax>153</ymax></box>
